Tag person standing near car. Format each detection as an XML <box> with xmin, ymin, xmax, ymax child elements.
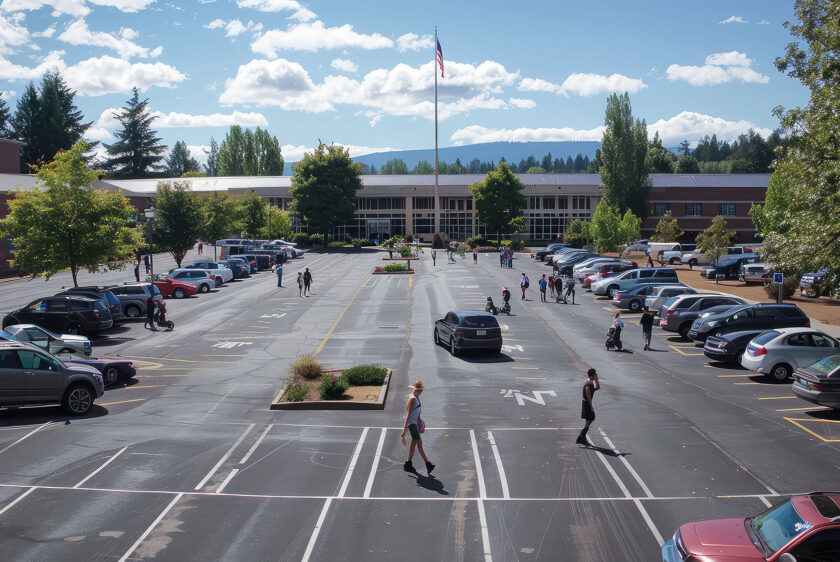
<box><xmin>143</xmin><ymin>254</ymin><xmax>150</xmax><ymax>274</ymax></box>
<box><xmin>401</xmin><ymin>380</ymin><xmax>434</xmax><ymax>475</ymax></box>
<box><xmin>640</xmin><ymin>309</ymin><xmax>654</xmax><ymax>351</ymax></box>
<box><xmin>563</xmin><ymin>276</ymin><xmax>576</xmax><ymax>305</ymax></box>
<box><xmin>576</xmin><ymin>368</ymin><xmax>600</xmax><ymax>446</ymax></box>
<box><xmin>133</xmin><ymin>263</ymin><xmax>140</xmax><ymax>282</ymax></box>
<box><xmin>275</xmin><ymin>262</ymin><xmax>283</xmax><ymax>288</ymax></box>
<box><xmin>473</xmin><ymin>249</ymin><xmax>478</xmax><ymax>264</ymax></box>
<box><xmin>198</xmin><ymin>241</ymin><xmax>203</xmax><ymax>255</ymax></box>
<box><xmin>303</xmin><ymin>268</ymin><xmax>312</xmax><ymax>296</ymax></box>
<box><xmin>144</xmin><ymin>296</ymin><xmax>157</xmax><ymax>331</ymax></box>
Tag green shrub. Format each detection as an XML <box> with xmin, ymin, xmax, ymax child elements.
<box><xmin>308</xmin><ymin>234</ymin><xmax>324</xmax><ymax>246</ymax></box>
<box><xmin>292</xmin><ymin>233</ymin><xmax>310</xmax><ymax>246</ymax></box>
<box><xmin>328</xmin><ymin>241</ymin><xmax>345</xmax><ymax>247</ymax></box>
<box><xmin>762</xmin><ymin>275</ymin><xmax>798</xmax><ymax>299</ymax></box>
<box><xmin>383</xmin><ymin>234</ymin><xmax>404</xmax><ymax>249</ymax></box>
<box><xmin>382</xmin><ymin>262</ymin><xmax>409</xmax><ymax>272</ymax></box>
<box><xmin>319</xmin><ymin>373</ymin><xmax>348</xmax><ymax>400</ymax></box>
<box><xmin>283</xmin><ymin>384</ymin><xmax>308</xmax><ymax>402</ymax></box>
<box><xmin>291</xmin><ymin>354</ymin><xmax>322</xmax><ymax>380</ymax></box>
<box><xmin>341</xmin><ymin>365</ymin><xmax>388</xmax><ymax>386</ymax></box>
<box><xmin>512</xmin><ymin>240</ymin><xmax>525</xmax><ymax>251</ymax></box>
<box><xmin>466</xmin><ymin>236</ymin><xmax>493</xmax><ymax>248</ymax></box>
<box><xmin>397</xmin><ymin>245</ymin><xmax>413</xmax><ymax>257</ymax></box>
<box><xmin>500</xmin><ymin>239</ymin><xmax>513</xmax><ymax>247</ymax></box>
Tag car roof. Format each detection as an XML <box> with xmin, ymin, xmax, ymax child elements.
<box><xmin>0</xmin><ymin>340</ymin><xmax>42</xmax><ymax>351</ymax></box>
<box><xmin>449</xmin><ymin>310</ymin><xmax>496</xmax><ymax>317</ymax></box>
<box><xmin>711</xmin><ymin>329</ymin><xmax>770</xmax><ymax>341</ymax></box>
<box><xmin>768</xmin><ymin>327</ymin><xmax>830</xmax><ymax>336</ymax></box>
<box><xmin>792</xmin><ymin>494</ymin><xmax>840</xmax><ymax>526</ymax></box>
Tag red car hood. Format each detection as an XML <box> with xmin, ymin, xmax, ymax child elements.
<box><xmin>680</xmin><ymin>518</ymin><xmax>764</xmax><ymax>560</ymax></box>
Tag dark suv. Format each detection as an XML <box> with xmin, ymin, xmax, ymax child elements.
<box><xmin>659</xmin><ymin>294</ymin><xmax>748</xmax><ymax>338</ymax></box>
<box><xmin>56</xmin><ymin>286</ymin><xmax>124</xmax><ymax>324</ymax></box>
<box><xmin>2</xmin><ymin>295</ymin><xmax>113</xmax><ymax>335</ymax></box>
<box><xmin>688</xmin><ymin>303</ymin><xmax>810</xmax><ymax>342</ymax></box>
<box><xmin>109</xmin><ymin>282</ymin><xmax>162</xmax><ymax>318</ymax></box>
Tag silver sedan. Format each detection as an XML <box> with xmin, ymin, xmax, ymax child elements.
<box><xmin>740</xmin><ymin>327</ymin><xmax>840</xmax><ymax>382</ymax></box>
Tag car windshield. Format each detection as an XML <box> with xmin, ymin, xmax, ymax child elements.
<box><xmin>807</xmin><ymin>354</ymin><xmax>840</xmax><ymax>375</ymax></box>
<box><xmin>752</xmin><ymin>331</ymin><xmax>781</xmax><ymax>346</ymax></box>
<box><xmin>462</xmin><ymin>316</ymin><xmax>498</xmax><ymax>328</ymax></box>
<box><xmin>750</xmin><ymin>499</ymin><xmax>810</xmax><ymax>554</ymax></box>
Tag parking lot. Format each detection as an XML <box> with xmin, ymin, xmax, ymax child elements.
<box><xmin>1</xmin><ymin>248</ymin><xmax>839</xmax><ymax>561</ymax></box>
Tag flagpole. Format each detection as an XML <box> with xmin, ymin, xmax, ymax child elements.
<box><xmin>434</xmin><ymin>27</ymin><xmax>440</xmax><ymax>237</ymax></box>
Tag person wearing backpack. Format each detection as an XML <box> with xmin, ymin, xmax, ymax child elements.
<box><xmin>520</xmin><ymin>272</ymin><xmax>529</xmax><ymax>299</ymax></box>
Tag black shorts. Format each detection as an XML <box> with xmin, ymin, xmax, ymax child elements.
<box><xmin>408</xmin><ymin>423</ymin><xmax>421</xmax><ymax>440</ymax></box>
<box><xmin>581</xmin><ymin>401</ymin><xmax>595</xmax><ymax>421</ymax></box>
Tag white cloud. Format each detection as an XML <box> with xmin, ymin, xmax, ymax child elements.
<box><xmin>508</xmin><ymin>97</ymin><xmax>535</xmax><ymax>109</ymax></box>
<box><xmin>0</xmin><ymin>0</ymin><xmax>90</xmax><ymax>17</ymax></box>
<box><xmin>280</xmin><ymin>142</ymin><xmax>396</xmax><ymax>162</ymax></box>
<box><xmin>648</xmin><ymin>111</ymin><xmax>774</xmax><ymax>145</ymax></box>
<box><xmin>450</xmin><ymin>124</ymin><xmax>606</xmax><ymax>145</ymax></box>
<box><xmin>152</xmin><ymin>110</ymin><xmax>268</xmax><ymax>128</ymax></box>
<box><xmin>396</xmin><ymin>32</ymin><xmax>433</xmax><ymax>52</ymax></box>
<box><xmin>518</xmin><ymin>73</ymin><xmax>646</xmax><ymax>97</ymax></box>
<box><xmin>58</xmin><ymin>19</ymin><xmax>161</xmax><ymax>58</ymax></box>
<box><xmin>0</xmin><ymin>12</ymin><xmax>29</xmax><ymax>53</ymax></box>
<box><xmin>32</xmin><ymin>23</ymin><xmax>55</xmax><ymax>38</ymax></box>
<box><xmin>65</xmin><ymin>55</ymin><xmax>186</xmax><ymax>95</ymax></box>
<box><xmin>330</xmin><ymin>57</ymin><xmax>357</xmax><ymax>72</ymax></box>
<box><xmin>757</xmin><ymin>19</ymin><xmax>769</xmax><ymax>25</ymax></box>
<box><xmin>187</xmin><ymin>145</ymin><xmax>209</xmax><ymax>167</ymax></box>
<box><xmin>666</xmin><ymin>51</ymin><xmax>769</xmax><ymax>86</ymax></box>
<box><xmin>88</xmin><ymin>0</ymin><xmax>156</xmax><ymax>12</ymax></box>
<box><xmin>236</xmin><ymin>0</ymin><xmax>316</xmax><ymax>21</ymax></box>
<box><xmin>251</xmin><ymin>20</ymin><xmax>392</xmax><ymax>56</ymax></box>
<box><xmin>719</xmin><ymin>16</ymin><xmax>747</xmax><ymax>24</ymax></box>
<box><xmin>0</xmin><ymin>49</ymin><xmax>66</xmax><ymax>80</ymax></box>
<box><xmin>204</xmin><ymin>18</ymin><xmax>262</xmax><ymax>37</ymax></box>
<box><xmin>219</xmin><ymin>58</ymin><xmax>518</xmax><ymax>123</ymax></box>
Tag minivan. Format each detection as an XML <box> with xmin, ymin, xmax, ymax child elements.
<box><xmin>591</xmin><ymin>267</ymin><xmax>680</xmax><ymax>297</ymax></box>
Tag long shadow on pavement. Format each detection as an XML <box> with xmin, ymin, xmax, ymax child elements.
<box><xmin>582</xmin><ymin>444</ymin><xmax>630</xmax><ymax>458</ymax></box>
<box><xmin>406</xmin><ymin>471</ymin><xmax>449</xmax><ymax>495</ymax></box>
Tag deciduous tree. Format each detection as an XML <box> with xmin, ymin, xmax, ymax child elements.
<box><xmin>695</xmin><ymin>216</ymin><xmax>735</xmax><ymax>264</ymax></box>
<box><xmin>262</xmin><ymin>206</ymin><xmax>293</xmax><ymax>241</ymax></box>
<box><xmin>563</xmin><ymin>219</ymin><xmax>591</xmax><ymax>249</ymax></box>
<box><xmin>238</xmin><ymin>190</ymin><xmax>268</xmax><ymax>240</ymax></box>
<box><xmin>198</xmin><ymin>192</ymin><xmax>238</xmax><ymax>259</ymax></box>
<box><xmin>469</xmin><ymin>162</ymin><xmax>527</xmax><ymax>242</ymax></box>
<box><xmin>591</xmin><ymin>200</ymin><xmax>622</xmax><ymax>253</ymax></box>
<box><xmin>151</xmin><ymin>180</ymin><xmax>203</xmax><ymax>267</ymax></box>
<box><xmin>599</xmin><ymin>92</ymin><xmax>651</xmax><ymax>217</ymax></box>
<box><xmin>651</xmin><ymin>210</ymin><xmax>683</xmax><ymax>242</ymax></box>
<box><xmin>216</xmin><ymin>126</ymin><xmax>284</xmax><ymax>176</ymax></box>
<box><xmin>380</xmin><ymin>158</ymin><xmax>409</xmax><ymax>174</ymax></box>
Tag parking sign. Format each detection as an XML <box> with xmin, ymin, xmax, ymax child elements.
<box><xmin>773</xmin><ymin>272</ymin><xmax>784</xmax><ymax>284</ymax></box>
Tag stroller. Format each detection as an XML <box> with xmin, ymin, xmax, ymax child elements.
<box><xmin>485</xmin><ymin>295</ymin><xmax>511</xmax><ymax>316</ymax></box>
<box><xmin>153</xmin><ymin>301</ymin><xmax>175</xmax><ymax>331</ymax></box>
<box><xmin>605</xmin><ymin>326</ymin><xmax>621</xmax><ymax>351</ymax></box>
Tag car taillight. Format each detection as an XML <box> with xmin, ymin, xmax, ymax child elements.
<box><xmin>805</xmin><ymin>320</ymin><xmax>810</xmax><ymax>327</ymax></box>
<box><xmin>455</xmin><ymin>331</ymin><xmax>464</xmax><ymax>336</ymax></box>
<box><xmin>614</xmin><ymin>294</ymin><xmax>622</xmax><ymax>300</ymax></box>
<box><xmin>92</xmin><ymin>310</ymin><xmax>99</xmax><ymax>318</ymax></box>
<box><xmin>754</xmin><ymin>346</ymin><xmax>767</xmax><ymax>356</ymax></box>
<box><xmin>128</xmin><ymin>361</ymin><xmax>134</xmax><ymax>368</ymax></box>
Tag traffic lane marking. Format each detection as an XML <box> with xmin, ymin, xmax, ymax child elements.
<box><xmin>757</xmin><ymin>396</ymin><xmax>797</xmax><ymax>400</ymax></box>
<box><xmin>98</xmin><ymin>398</ymin><xmax>147</xmax><ymax>407</ymax></box>
<box><xmin>784</xmin><ymin>417</ymin><xmax>840</xmax><ymax>442</ymax></box>
<box><xmin>669</xmin><ymin>345</ymin><xmax>705</xmax><ymax>356</ymax></box>
<box><xmin>776</xmin><ymin>407</ymin><xmax>831</xmax><ymax>412</ymax></box>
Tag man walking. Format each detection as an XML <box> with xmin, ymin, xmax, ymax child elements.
<box><xmin>499</xmin><ymin>249</ymin><xmax>504</xmax><ymax>268</ymax></box>
<box><xmin>144</xmin><ymin>296</ymin><xmax>157</xmax><ymax>331</ymax></box>
<box><xmin>539</xmin><ymin>274</ymin><xmax>548</xmax><ymax>302</ymax></box>
<box><xmin>563</xmin><ymin>276</ymin><xmax>576</xmax><ymax>304</ymax></box>
<box><xmin>473</xmin><ymin>249</ymin><xmax>478</xmax><ymax>264</ymax></box>
<box><xmin>133</xmin><ymin>263</ymin><xmax>140</xmax><ymax>282</ymax></box>
<box><xmin>198</xmin><ymin>241</ymin><xmax>204</xmax><ymax>255</ymax></box>
<box><xmin>520</xmin><ymin>272</ymin><xmax>529</xmax><ymax>300</ymax></box>
<box><xmin>143</xmin><ymin>254</ymin><xmax>150</xmax><ymax>274</ymax></box>
<box><xmin>507</xmin><ymin>250</ymin><xmax>513</xmax><ymax>268</ymax></box>
<box><xmin>303</xmin><ymin>267</ymin><xmax>312</xmax><ymax>296</ymax></box>
<box><xmin>275</xmin><ymin>262</ymin><xmax>283</xmax><ymax>287</ymax></box>
<box><xmin>576</xmin><ymin>369</ymin><xmax>599</xmax><ymax>446</ymax></box>
<box><xmin>640</xmin><ymin>309</ymin><xmax>654</xmax><ymax>351</ymax></box>
<box><xmin>297</xmin><ymin>272</ymin><xmax>304</xmax><ymax>297</ymax></box>
<box><xmin>646</xmin><ymin>247</ymin><xmax>655</xmax><ymax>268</ymax></box>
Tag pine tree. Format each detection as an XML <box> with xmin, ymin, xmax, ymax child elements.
<box><xmin>166</xmin><ymin>141</ymin><xmax>200</xmax><ymax>177</ymax></box>
<box><xmin>10</xmin><ymin>84</ymin><xmax>41</xmax><ymax>170</ymax></box>
<box><xmin>37</xmin><ymin>71</ymin><xmax>89</xmax><ymax>162</ymax></box>
<box><xmin>0</xmin><ymin>91</ymin><xmax>10</xmax><ymax>137</ymax></box>
<box><xmin>104</xmin><ymin>88</ymin><xmax>167</xmax><ymax>178</ymax></box>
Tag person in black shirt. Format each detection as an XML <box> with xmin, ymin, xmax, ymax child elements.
<box><xmin>576</xmin><ymin>368</ymin><xmax>600</xmax><ymax>446</ymax></box>
<box><xmin>303</xmin><ymin>268</ymin><xmax>312</xmax><ymax>296</ymax></box>
<box><xmin>640</xmin><ymin>309</ymin><xmax>655</xmax><ymax>351</ymax></box>
<box><xmin>144</xmin><ymin>297</ymin><xmax>158</xmax><ymax>331</ymax></box>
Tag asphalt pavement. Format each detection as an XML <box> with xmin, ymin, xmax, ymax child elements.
<box><xmin>0</xmin><ymin>247</ymin><xmax>839</xmax><ymax>561</ymax></box>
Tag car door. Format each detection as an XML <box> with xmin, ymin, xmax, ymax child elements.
<box><xmin>786</xmin><ymin>527</ymin><xmax>840</xmax><ymax>561</ymax></box>
<box><xmin>22</xmin><ymin>299</ymin><xmax>47</xmax><ymax>326</ymax></box>
<box><xmin>725</xmin><ymin>309</ymin><xmax>753</xmax><ymax>330</ymax></box>
<box><xmin>22</xmin><ymin>326</ymin><xmax>52</xmax><ymax>353</ymax></box>
<box><xmin>806</xmin><ymin>333</ymin><xmax>840</xmax><ymax>365</ymax></box>
<box><xmin>43</xmin><ymin>298</ymin><xmax>69</xmax><ymax>332</ymax></box>
<box><xmin>782</xmin><ymin>332</ymin><xmax>813</xmax><ymax>366</ymax></box>
<box><xmin>17</xmin><ymin>349</ymin><xmax>64</xmax><ymax>401</ymax></box>
<box><xmin>442</xmin><ymin>313</ymin><xmax>457</xmax><ymax>338</ymax></box>
<box><xmin>0</xmin><ymin>349</ymin><xmax>24</xmax><ymax>403</ymax></box>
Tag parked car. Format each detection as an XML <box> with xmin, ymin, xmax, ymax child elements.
<box><xmin>662</xmin><ymin>492</ymin><xmax>840</xmax><ymax>562</ymax></box>
<box><xmin>2</xmin><ymin>295</ymin><xmax>113</xmax><ymax>336</ymax></box>
<box><xmin>658</xmin><ymin>243</ymin><xmax>697</xmax><ymax>265</ymax></box>
<box><xmin>702</xmin><ymin>256</ymin><xmax>763</xmax><ymax>281</ymax></box>
<box><xmin>167</xmin><ymin>269</ymin><xmax>216</xmax><ymax>293</ymax></box>
<box><xmin>644</xmin><ymin>285</ymin><xmax>697</xmax><ymax>313</ymax></box>
<box><xmin>548</xmin><ymin>247</ymin><xmax>587</xmax><ymax>265</ymax></box>
<box><xmin>56</xmin><ymin>350</ymin><xmax>137</xmax><ymax>386</ymax></box>
<box><xmin>688</xmin><ymin>303</ymin><xmax>811</xmax><ymax>343</ymax></box>
<box><xmin>554</xmin><ymin>252</ymin><xmax>601</xmax><ymax>276</ymax></box>
<box><xmin>151</xmin><ymin>274</ymin><xmax>198</xmax><ymax>299</ymax></box>
<box><xmin>4</xmin><ymin>324</ymin><xmax>92</xmax><ymax>356</ymax></box>
<box><xmin>56</xmin><ymin>286</ymin><xmax>124</xmax><ymax>324</ymax></box>
<box><xmin>185</xmin><ymin>261</ymin><xmax>234</xmax><ymax>284</ymax></box>
<box><xmin>109</xmin><ymin>282</ymin><xmax>163</xmax><ymax>317</ymax></box>
<box><xmin>433</xmin><ymin>311</ymin><xmax>503</xmax><ymax>356</ymax></box>
<box><xmin>225</xmin><ymin>257</ymin><xmax>253</xmax><ymax>277</ymax></box>
<box><xmin>680</xmin><ymin>245</ymin><xmax>759</xmax><ymax>268</ymax></box>
<box><xmin>572</xmin><ymin>258</ymin><xmax>623</xmax><ymax>280</ymax></box>
<box><xmin>219</xmin><ymin>259</ymin><xmax>249</xmax><ymax>279</ymax></box>
<box><xmin>612</xmin><ymin>285</ymin><xmax>660</xmax><ymax>312</ymax></box>
<box><xmin>591</xmin><ymin>267</ymin><xmax>680</xmax><ymax>297</ymax></box>
<box><xmin>532</xmin><ymin>243</ymin><xmax>567</xmax><ymax>261</ymax></box>
<box><xmin>659</xmin><ymin>294</ymin><xmax>749</xmax><ymax>338</ymax></box>
<box><xmin>740</xmin><ymin>328</ymin><xmax>840</xmax><ymax>382</ymax></box>
<box><xmin>703</xmin><ymin>329</ymin><xmax>768</xmax><ymax>364</ymax></box>
<box><xmin>740</xmin><ymin>262</ymin><xmax>773</xmax><ymax>284</ymax></box>
<box><xmin>792</xmin><ymin>354</ymin><xmax>840</xmax><ymax>409</ymax></box>
<box><xmin>242</xmin><ymin>253</ymin><xmax>271</xmax><ymax>270</ymax></box>
<box><xmin>0</xmin><ymin>341</ymin><xmax>104</xmax><ymax>415</ymax></box>
<box><xmin>583</xmin><ymin>262</ymin><xmax>639</xmax><ymax>288</ymax></box>
<box><xmin>800</xmin><ymin>268</ymin><xmax>830</xmax><ymax>298</ymax></box>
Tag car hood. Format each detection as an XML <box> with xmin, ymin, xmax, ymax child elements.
<box><xmin>59</xmin><ymin>334</ymin><xmax>89</xmax><ymax>343</ymax></box>
<box><xmin>679</xmin><ymin>519</ymin><xmax>762</xmax><ymax>559</ymax></box>
<box><xmin>716</xmin><ymin>329</ymin><xmax>767</xmax><ymax>343</ymax></box>
<box><xmin>68</xmin><ymin>363</ymin><xmax>101</xmax><ymax>375</ymax></box>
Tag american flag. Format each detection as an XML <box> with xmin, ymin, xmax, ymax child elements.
<box><xmin>436</xmin><ymin>39</ymin><xmax>444</xmax><ymax>78</ymax></box>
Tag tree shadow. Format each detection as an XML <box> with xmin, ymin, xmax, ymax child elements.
<box><xmin>406</xmin><ymin>470</ymin><xmax>449</xmax><ymax>495</ymax></box>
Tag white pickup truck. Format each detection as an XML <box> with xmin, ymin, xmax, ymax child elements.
<box><xmin>680</xmin><ymin>246</ymin><xmax>760</xmax><ymax>267</ymax></box>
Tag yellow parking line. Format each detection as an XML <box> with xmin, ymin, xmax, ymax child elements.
<box><xmin>124</xmin><ymin>385</ymin><xmax>168</xmax><ymax>390</ymax></box>
<box><xmin>247</xmin><ymin>326</ymin><xmax>269</xmax><ymax>329</ymax></box>
<box><xmin>784</xmin><ymin>417</ymin><xmax>840</xmax><ymax>442</ymax></box>
<box><xmin>717</xmin><ymin>374</ymin><xmax>755</xmax><ymax>378</ymax></box>
<box><xmin>201</xmin><ymin>354</ymin><xmax>244</xmax><ymax>357</ymax></box>
<box><xmin>669</xmin><ymin>345</ymin><xmax>705</xmax><ymax>356</ymax></box>
<box><xmin>776</xmin><ymin>407</ymin><xmax>831</xmax><ymax>412</ymax></box>
<box><xmin>512</xmin><ymin>366</ymin><xmax>539</xmax><ymax>370</ymax></box>
<box><xmin>601</xmin><ymin>307</ymin><xmax>615</xmax><ymax>312</ymax></box>
<box><xmin>315</xmin><ymin>273</ymin><xmax>372</xmax><ymax>356</ymax></box>
<box><xmin>99</xmin><ymin>398</ymin><xmax>146</xmax><ymax>407</ymax></box>
<box><xmin>758</xmin><ymin>396</ymin><xmax>797</xmax><ymax>400</ymax></box>
<box><xmin>511</xmin><ymin>357</ymin><xmax>533</xmax><ymax>360</ymax></box>
<box><xmin>147</xmin><ymin>367</ymin><xmax>207</xmax><ymax>371</ymax></box>
<box><xmin>734</xmin><ymin>382</ymin><xmax>761</xmax><ymax>385</ymax></box>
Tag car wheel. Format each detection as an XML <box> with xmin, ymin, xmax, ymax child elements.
<box><xmin>103</xmin><ymin>366</ymin><xmax>120</xmax><ymax>386</ymax></box>
<box><xmin>688</xmin><ymin>259</ymin><xmax>697</xmax><ymax>267</ymax></box>
<box><xmin>434</xmin><ymin>328</ymin><xmax>440</xmax><ymax>345</ymax></box>
<box><xmin>608</xmin><ymin>285</ymin><xmax>619</xmax><ymax>298</ymax></box>
<box><xmin>629</xmin><ymin>300</ymin><xmax>641</xmax><ymax>312</ymax></box>
<box><xmin>768</xmin><ymin>363</ymin><xmax>792</xmax><ymax>383</ymax></box>
<box><xmin>66</xmin><ymin>322</ymin><xmax>85</xmax><ymax>336</ymax></box>
<box><xmin>449</xmin><ymin>337</ymin><xmax>458</xmax><ymax>356</ymax></box>
<box><xmin>669</xmin><ymin>258</ymin><xmax>678</xmax><ymax>265</ymax></box>
<box><xmin>124</xmin><ymin>305</ymin><xmax>140</xmax><ymax>318</ymax></box>
<box><xmin>493</xmin><ymin>347</ymin><xmax>502</xmax><ymax>355</ymax></box>
<box><xmin>678</xmin><ymin>323</ymin><xmax>690</xmax><ymax>339</ymax></box>
<box><xmin>173</xmin><ymin>288</ymin><xmax>186</xmax><ymax>299</ymax></box>
<box><xmin>62</xmin><ymin>383</ymin><xmax>94</xmax><ymax>415</ymax></box>
<box><xmin>735</xmin><ymin>348</ymin><xmax>746</xmax><ymax>365</ymax></box>
<box><xmin>199</xmin><ymin>283</ymin><xmax>210</xmax><ymax>293</ymax></box>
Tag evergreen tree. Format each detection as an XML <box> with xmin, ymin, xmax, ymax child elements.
<box><xmin>412</xmin><ymin>160</ymin><xmax>434</xmax><ymax>174</ymax></box>
<box><xmin>104</xmin><ymin>87</ymin><xmax>167</xmax><ymax>178</ymax></box>
<box><xmin>541</xmin><ymin>153</ymin><xmax>552</xmax><ymax>171</ymax></box>
<box><xmin>0</xmin><ymin>91</ymin><xmax>10</xmax><ymax>137</ymax></box>
<box><xmin>380</xmin><ymin>158</ymin><xmax>409</xmax><ymax>174</ymax></box>
<box><xmin>204</xmin><ymin>137</ymin><xmax>219</xmax><ymax>176</ymax></box>
<box><xmin>676</xmin><ymin>156</ymin><xmax>700</xmax><ymax>173</ymax></box>
<box><xmin>36</xmin><ymin>71</ymin><xmax>89</xmax><ymax>163</ymax></box>
<box><xmin>678</xmin><ymin>140</ymin><xmax>691</xmax><ymax>156</ymax></box>
<box><xmin>599</xmin><ymin>92</ymin><xmax>651</xmax><ymax>217</ymax></box>
<box><xmin>553</xmin><ymin>157</ymin><xmax>562</xmax><ymax>172</ymax></box>
<box><xmin>565</xmin><ymin>155</ymin><xmax>574</xmax><ymax>172</ymax></box>
<box><xmin>166</xmin><ymin>141</ymin><xmax>200</xmax><ymax>177</ymax></box>
<box><xmin>10</xmin><ymin>84</ymin><xmax>41</xmax><ymax>170</ymax></box>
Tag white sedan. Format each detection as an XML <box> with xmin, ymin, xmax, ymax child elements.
<box><xmin>740</xmin><ymin>327</ymin><xmax>840</xmax><ymax>382</ymax></box>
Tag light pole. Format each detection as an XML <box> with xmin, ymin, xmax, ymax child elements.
<box><xmin>144</xmin><ymin>206</ymin><xmax>155</xmax><ymax>279</ymax></box>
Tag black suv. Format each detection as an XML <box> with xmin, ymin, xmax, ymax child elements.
<box><xmin>2</xmin><ymin>295</ymin><xmax>113</xmax><ymax>335</ymax></box>
<box><xmin>688</xmin><ymin>303</ymin><xmax>810</xmax><ymax>342</ymax></box>
<box><xmin>56</xmin><ymin>286</ymin><xmax>124</xmax><ymax>324</ymax></box>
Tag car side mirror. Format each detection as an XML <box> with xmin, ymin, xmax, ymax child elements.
<box><xmin>778</xmin><ymin>554</ymin><xmax>796</xmax><ymax>562</ymax></box>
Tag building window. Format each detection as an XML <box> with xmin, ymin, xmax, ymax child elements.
<box><xmin>542</xmin><ymin>197</ymin><xmax>556</xmax><ymax>210</ymax></box>
<box><xmin>650</xmin><ymin>202</ymin><xmax>670</xmax><ymax>216</ymax></box>
<box><xmin>558</xmin><ymin>197</ymin><xmax>568</xmax><ymax>210</ymax></box>
<box><xmin>413</xmin><ymin>197</ymin><xmax>434</xmax><ymax>210</ymax></box>
<box><xmin>528</xmin><ymin>196</ymin><xmax>541</xmax><ymax>210</ymax></box>
<box><xmin>572</xmin><ymin>196</ymin><xmax>591</xmax><ymax>210</ymax></box>
<box><xmin>718</xmin><ymin>203</ymin><xmax>736</xmax><ymax>216</ymax></box>
<box><xmin>685</xmin><ymin>203</ymin><xmax>702</xmax><ymax>216</ymax></box>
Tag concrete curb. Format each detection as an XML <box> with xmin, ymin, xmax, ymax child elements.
<box><xmin>270</xmin><ymin>370</ymin><xmax>391</xmax><ymax>410</ymax></box>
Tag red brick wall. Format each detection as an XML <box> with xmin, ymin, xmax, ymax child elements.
<box><xmin>0</xmin><ymin>142</ymin><xmax>21</xmax><ymax>174</ymax></box>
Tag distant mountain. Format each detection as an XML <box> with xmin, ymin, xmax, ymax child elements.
<box><xmin>349</xmin><ymin>141</ymin><xmax>601</xmax><ymax>171</ymax></box>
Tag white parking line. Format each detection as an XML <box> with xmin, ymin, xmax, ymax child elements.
<box><xmin>118</xmin><ymin>492</ymin><xmax>184</xmax><ymax>562</ymax></box>
<box><xmin>194</xmin><ymin>424</ymin><xmax>255</xmax><ymax>491</ymax></box>
<box><xmin>73</xmin><ymin>447</ymin><xmax>128</xmax><ymax>489</ymax></box>
<box><xmin>301</xmin><ymin>498</ymin><xmax>332</xmax><ymax>562</ymax></box>
<box><xmin>469</xmin><ymin>430</ymin><xmax>488</xmax><ymax>499</ymax></box>
<box><xmin>337</xmin><ymin>427</ymin><xmax>369</xmax><ymax>498</ymax></box>
<box><xmin>239</xmin><ymin>424</ymin><xmax>273</xmax><ymax>465</ymax></box>
<box><xmin>598</xmin><ymin>430</ymin><xmax>654</xmax><ymax>498</ymax></box>
<box><xmin>215</xmin><ymin>468</ymin><xmax>238</xmax><ymax>495</ymax></box>
<box><xmin>0</xmin><ymin>422</ymin><xmax>51</xmax><ymax>456</ymax></box>
<box><xmin>363</xmin><ymin>428</ymin><xmax>387</xmax><ymax>498</ymax></box>
<box><xmin>487</xmin><ymin>431</ymin><xmax>510</xmax><ymax>499</ymax></box>
<box><xmin>0</xmin><ymin>487</ymin><xmax>36</xmax><ymax>516</ymax></box>
<box><xmin>476</xmin><ymin>498</ymin><xmax>493</xmax><ymax>562</ymax></box>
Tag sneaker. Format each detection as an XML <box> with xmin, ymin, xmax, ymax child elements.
<box><xmin>575</xmin><ymin>435</ymin><xmax>587</xmax><ymax>445</ymax></box>
<box><xmin>426</xmin><ymin>461</ymin><xmax>435</xmax><ymax>474</ymax></box>
<box><xmin>404</xmin><ymin>460</ymin><xmax>414</xmax><ymax>472</ymax></box>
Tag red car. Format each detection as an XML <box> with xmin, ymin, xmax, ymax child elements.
<box><xmin>152</xmin><ymin>275</ymin><xmax>198</xmax><ymax>299</ymax></box>
<box><xmin>662</xmin><ymin>492</ymin><xmax>840</xmax><ymax>561</ymax></box>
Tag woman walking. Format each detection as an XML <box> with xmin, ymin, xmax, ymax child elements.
<box><xmin>612</xmin><ymin>312</ymin><xmax>624</xmax><ymax>351</ymax></box>
<box><xmin>401</xmin><ymin>380</ymin><xmax>435</xmax><ymax>475</ymax></box>
<box><xmin>297</xmin><ymin>272</ymin><xmax>304</xmax><ymax>297</ymax></box>
<box><xmin>576</xmin><ymin>368</ymin><xmax>600</xmax><ymax>445</ymax></box>
<box><xmin>640</xmin><ymin>309</ymin><xmax>654</xmax><ymax>351</ymax></box>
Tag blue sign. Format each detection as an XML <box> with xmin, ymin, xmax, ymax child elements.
<box><xmin>773</xmin><ymin>272</ymin><xmax>784</xmax><ymax>284</ymax></box>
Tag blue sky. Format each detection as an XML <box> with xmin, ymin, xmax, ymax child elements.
<box><xmin>0</xmin><ymin>0</ymin><xmax>806</xmax><ymax>166</ymax></box>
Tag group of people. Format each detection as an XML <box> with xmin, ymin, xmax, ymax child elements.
<box><xmin>274</xmin><ymin>264</ymin><xmax>313</xmax><ymax>297</ymax></box>
<box><xmin>607</xmin><ymin>309</ymin><xmax>655</xmax><ymax>352</ymax></box>
<box><xmin>535</xmin><ymin>273</ymin><xmax>576</xmax><ymax>304</ymax></box>
<box><xmin>499</xmin><ymin>246</ymin><xmax>514</xmax><ymax>268</ymax></box>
